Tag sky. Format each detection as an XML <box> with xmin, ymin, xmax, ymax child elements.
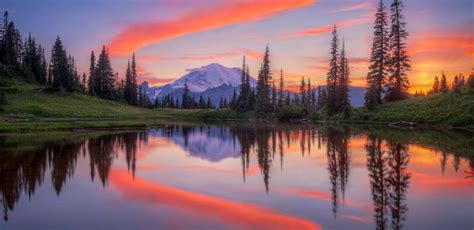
<box><xmin>3</xmin><ymin>0</ymin><xmax>473</xmax><ymax>92</ymax></box>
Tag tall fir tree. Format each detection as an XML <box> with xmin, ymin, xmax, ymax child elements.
<box><xmin>337</xmin><ymin>39</ymin><xmax>350</xmax><ymax>109</ymax></box>
<box><xmin>130</xmin><ymin>53</ymin><xmax>138</xmax><ymax>105</ymax></box>
<box><xmin>277</xmin><ymin>68</ymin><xmax>285</xmax><ymax>108</ymax></box>
<box><xmin>300</xmin><ymin>77</ymin><xmax>306</xmax><ymax>106</ymax></box>
<box><xmin>95</xmin><ymin>46</ymin><xmax>115</xmax><ymax>99</ymax></box>
<box><xmin>326</xmin><ymin>25</ymin><xmax>339</xmax><ymax>114</ymax></box>
<box><xmin>255</xmin><ymin>46</ymin><xmax>272</xmax><ymax>118</ymax></box>
<box><xmin>49</xmin><ymin>36</ymin><xmax>70</xmax><ymax>90</ymax></box>
<box><xmin>432</xmin><ymin>76</ymin><xmax>440</xmax><ymax>93</ymax></box>
<box><xmin>385</xmin><ymin>0</ymin><xmax>411</xmax><ymax>101</ymax></box>
<box><xmin>237</xmin><ymin>56</ymin><xmax>251</xmax><ymax>112</ymax></box>
<box><xmin>181</xmin><ymin>79</ymin><xmax>191</xmax><ymax>109</ymax></box>
<box><xmin>88</xmin><ymin>51</ymin><xmax>96</xmax><ymax>96</ymax></box>
<box><xmin>124</xmin><ymin>60</ymin><xmax>133</xmax><ymax>104</ymax></box>
<box><xmin>365</xmin><ymin>0</ymin><xmax>389</xmax><ymax>107</ymax></box>
<box><xmin>439</xmin><ymin>71</ymin><xmax>448</xmax><ymax>93</ymax></box>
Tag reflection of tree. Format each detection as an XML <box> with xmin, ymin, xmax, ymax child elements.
<box><xmin>366</xmin><ymin>136</ymin><xmax>389</xmax><ymax>230</ymax></box>
<box><xmin>0</xmin><ymin>132</ymin><xmax>140</xmax><ymax>222</ymax></box>
<box><xmin>325</xmin><ymin>127</ymin><xmax>351</xmax><ymax>218</ymax></box>
<box><xmin>256</xmin><ymin>128</ymin><xmax>272</xmax><ymax>194</ymax></box>
<box><xmin>387</xmin><ymin>142</ymin><xmax>410</xmax><ymax>230</ymax></box>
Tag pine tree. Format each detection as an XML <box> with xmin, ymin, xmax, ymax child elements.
<box><xmin>338</xmin><ymin>39</ymin><xmax>350</xmax><ymax>109</ymax></box>
<box><xmin>271</xmin><ymin>81</ymin><xmax>277</xmax><ymax>109</ymax></box>
<box><xmin>327</xmin><ymin>25</ymin><xmax>339</xmax><ymax>114</ymax></box>
<box><xmin>206</xmin><ymin>97</ymin><xmax>213</xmax><ymax>109</ymax></box>
<box><xmin>277</xmin><ymin>68</ymin><xmax>285</xmax><ymax>108</ymax></box>
<box><xmin>432</xmin><ymin>76</ymin><xmax>440</xmax><ymax>93</ymax></box>
<box><xmin>300</xmin><ymin>77</ymin><xmax>306</xmax><ymax>107</ymax></box>
<box><xmin>440</xmin><ymin>71</ymin><xmax>449</xmax><ymax>93</ymax></box>
<box><xmin>88</xmin><ymin>51</ymin><xmax>96</xmax><ymax>96</ymax></box>
<box><xmin>365</xmin><ymin>0</ymin><xmax>389</xmax><ymax>106</ymax></box>
<box><xmin>130</xmin><ymin>53</ymin><xmax>138</xmax><ymax>105</ymax></box>
<box><xmin>181</xmin><ymin>79</ymin><xmax>191</xmax><ymax>109</ymax></box>
<box><xmin>81</xmin><ymin>73</ymin><xmax>87</xmax><ymax>93</ymax></box>
<box><xmin>49</xmin><ymin>36</ymin><xmax>70</xmax><ymax>90</ymax></box>
<box><xmin>306</xmin><ymin>78</ymin><xmax>314</xmax><ymax>112</ymax></box>
<box><xmin>467</xmin><ymin>71</ymin><xmax>474</xmax><ymax>90</ymax></box>
<box><xmin>255</xmin><ymin>46</ymin><xmax>272</xmax><ymax>118</ymax></box>
<box><xmin>124</xmin><ymin>60</ymin><xmax>131</xmax><ymax>104</ymax></box>
<box><xmin>237</xmin><ymin>56</ymin><xmax>250</xmax><ymax>111</ymax></box>
<box><xmin>365</xmin><ymin>84</ymin><xmax>379</xmax><ymax>110</ymax></box>
<box><xmin>0</xmin><ymin>11</ymin><xmax>23</xmax><ymax>67</ymax></box>
<box><xmin>385</xmin><ymin>0</ymin><xmax>411</xmax><ymax>101</ymax></box>
<box><xmin>231</xmin><ymin>89</ymin><xmax>238</xmax><ymax>110</ymax></box>
<box><xmin>95</xmin><ymin>46</ymin><xmax>115</xmax><ymax>99</ymax></box>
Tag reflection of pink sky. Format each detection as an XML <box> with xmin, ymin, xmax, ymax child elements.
<box><xmin>109</xmin><ymin>169</ymin><xmax>321</xmax><ymax>229</ymax></box>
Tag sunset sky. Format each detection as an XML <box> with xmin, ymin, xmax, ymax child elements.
<box><xmin>3</xmin><ymin>0</ymin><xmax>473</xmax><ymax>92</ymax></box>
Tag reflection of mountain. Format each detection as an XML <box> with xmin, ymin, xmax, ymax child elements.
<box><xmin>150</xmin><ymin>125</ymin><xmax>241</xmax><ymax>162</ymax></box>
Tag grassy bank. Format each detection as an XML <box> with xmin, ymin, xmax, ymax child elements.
<box><xmin>349</xmin><ymin>91</ymin><xmax>474</xmax><ymax>127</ymax></box>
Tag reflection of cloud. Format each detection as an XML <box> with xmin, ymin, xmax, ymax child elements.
<box><xmin>108</xmin><ymin>0</ymin><xmax>315</xmax><ymax>56</ymax></box>
<box><xmin>110</xmin><ymin>169</ymin><xmax>321</xmax><ymax>229</ymax></box>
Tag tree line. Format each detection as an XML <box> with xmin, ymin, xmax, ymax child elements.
<box><xmin>0</xmin><ymin>11</ymin><xmax>149</xmax><ymax>108</ymax></box>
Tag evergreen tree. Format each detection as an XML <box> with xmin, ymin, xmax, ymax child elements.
<box><xmin>277</xmin><ymin>68</ymin><xmax>285</xmax><ymax>108</ymax></box>
<box><xmin>181</xmin><ymin>79</ymin><xmax>191</xmax><ymax>109</ymax></box>
<box><xmin>440</xmin><ymin>71</ymin><xmax>448</xmax><ymax>93</ymax></box>
<box><xmin>0</xmin><ymin>11</ymin><xmax>23</xmax><ymax>67</ymax></box>
<box><xmin>123</xmin><ymin>60</ymin><xmax>135</xmax><ymax>105</ymax></box>
<box><xmin>81</xmin><ymin>73</ymin><xmax>87</xmax><ymax>93</ymax></box>
<box><xmin>88</xmin><ymin>51</ymin><xmax>96</xmax><ymax>96</ymax></box>
<box><xmin>231</xmin><ymin>89</ymin><xmax>238</xmax><ymax>110</ymax></box>
<box><xmin>338</xmin><ymin>39</ymin><xmax>350</xmax><ymax>109</ymax></box>
<box><xmin>365</xmin><ymin>84</ymin><xmax>379</xmax><ymax>110</ymax></box>
<box><xmin>49</xmin><ymin>36</ymin><xmax>70</xmax><ymax>90</ymax></box>
<box><xmin>326</xmin><ymin>25</ymin><xmax>339</xmax><ymax>114</ymax></box>
<box><xmin>285</xmin><ymin>91</ymin><xmax>291</xmax><ymax>106</ymax></box>
<box><xmin>198</xmin><ymin>95</ymin><xmax>206</xmax><ymax>109</ymax></box>
<box><xmin>130</xmin><ymin>53</ymin><xmax>138</xmax><ymax>105</ymax></box>
<box><xmin>306</xmin><ymin>78</ymin><xmax>314</xmax><ymax>112</ymax></box>
<box><xmin>365</xmin><ymin>0</ymin><xmax>389</xmax><ymax>106</ymax></box>
<box><xmin>95</xmin><ymin>46</ymin><xmax>115</xmax><ymax>99</ymax></box>
<box><xmin>255</xmin><ymin>46</ymin><xmax>272</xmax><ymax>118</ymax></box>
<box><xmin>236</xmin><ymin>56</ymin><xmax>250</xmax><ymax>111</ymax></box>
<box><xmin>206</xmin><ymin>97</ymin><xmax>213</xmax><ymax>109</ymax></box>
<box><xmin>385</xmin><ymin>0</ymin><xmax>411</xmax><ymax>101</ymax></box>
<box><xmin>432</xmin><ymin>76</ymin><xmax>440</xmax><ymax>93</ymax></box>
<box><xmin>271</xmin><ymin>81</ymin><xmax>277</xmax><ymax>109</ymax></box>
<box><xmin>300</xmin><ymin>77</ymin><xmax>306</xmax><ymax>106</ymax></box>
<box><xmin>467</xmin><ymin>72</ymin><xmax>474</xmax><ymax>90</ymax></box>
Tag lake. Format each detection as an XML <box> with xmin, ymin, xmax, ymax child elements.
<box><xmin>0</xmin><ymin>121</ymin><xmax>473</xmax><ymax>229</ymax></box>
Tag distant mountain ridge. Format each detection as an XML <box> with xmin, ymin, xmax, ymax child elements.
<box><xmin>141</xmin><ymin>63</ymin><xmax>366</xmax><ymax>107</ymax></box>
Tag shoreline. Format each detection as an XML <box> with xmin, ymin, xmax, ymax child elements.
<box><xmin>1</xmin><ymin>115</ymin><xmax>472</xmax><ymax>133</ymax></box>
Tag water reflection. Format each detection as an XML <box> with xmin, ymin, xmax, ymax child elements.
<box><xmin>0</xmin><ymin>123</ymin><xmax>472</xmax><ymax>229</ymax></box>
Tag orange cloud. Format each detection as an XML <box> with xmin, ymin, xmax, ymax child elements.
<box><xmin>109</xmin><ymin>169</ymin><xmax>321</xmax><ymax>229</ymax></box>
<box><xmin>109</xmin><ymin>0</ymin><xmax>315</xmax><ymax>56</ymax></box>
<box><xmin>241</xmin><ymin>49</ymin><xmax>264</xmax><ymax>61</ymax></box>
<box><xmin>407</xmin><ymin>29</ymin><xmax>473</xmax><ymax>93</ymax></box>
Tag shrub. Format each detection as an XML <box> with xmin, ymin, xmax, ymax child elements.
<box><xmin>275</xmin><ymin>105</ymin><xmax>305</xmax><ymax>121</ymax></box>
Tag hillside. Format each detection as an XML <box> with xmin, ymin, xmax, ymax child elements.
<box><xmin>1</xmin><ymin>79</ymin><xmax>148</xmax><ymax>118</ymax></box>
<box><xmin>351</xmin><ymin>91</ymin><xmax>474</xmax><ymax>127</ymax></box>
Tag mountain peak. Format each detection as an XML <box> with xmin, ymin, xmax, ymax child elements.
<box><xmin>171</xmin><ymin>63</ymin><xmax>255</xmax><ymax>92</ymax></box>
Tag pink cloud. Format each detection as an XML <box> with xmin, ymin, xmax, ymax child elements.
<box><xmin>108</xmin><ymin>0</ymin><xmax>315</xmax><ymax>56</ymax></box>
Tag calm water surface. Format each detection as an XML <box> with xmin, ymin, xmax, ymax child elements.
<box><xmin>0</xmin><ymin>122</ymin><xmax>473</xmax><ymax>229</ymax></box>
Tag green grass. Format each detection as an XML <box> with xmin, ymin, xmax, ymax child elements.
<box><xmin>350</xmin><ymin>91</ymin><xmax>474</xmax><ymax>127</ymax></box>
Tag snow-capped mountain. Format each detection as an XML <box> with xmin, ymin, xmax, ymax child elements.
<box><xmin>141</xmin><ymin>63</ymin><xmax>367</xmax><ymax>108</ymax></box>
<box><xmin>144</xmin><ymin>63</ymin><xmax>256</xmax><ymax>100</ymax></box>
